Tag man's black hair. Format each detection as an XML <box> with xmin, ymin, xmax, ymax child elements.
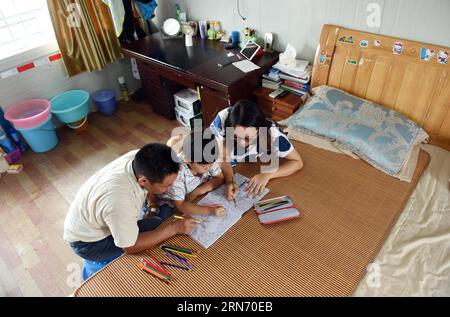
<box><xmin>182</xmin><ymin>129</ymin><xmax>219</xmax><ymax>165</ymax></box>
<box><xmin>133</xmin><ymin>143</ymin><xmax>180</xmax><ymax>183</ymax></box>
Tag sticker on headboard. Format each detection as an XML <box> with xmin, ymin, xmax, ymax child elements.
<box><xmin>373</xmin><ymin>40</ymin><xmax>381</xmax><ymax>47</ymax></box>
<box><xmin>393</xmin><ymin>41</ymin><xmax>404</xmax><ymax>55</ymax></box>
<box><xmin>420</xmin><ymin>48</ymin><xmax>435</xmax><ymax>61</ymax></box>
<box><xmin>319</xmin><ymin>50</ymin><xmax>332</xmax><ymax>65</ymax></box>
<box><xmin>437</xmin><ymin>50</ymin><xmax>449</xmax><ymax>65</ymax></box>
<box><xmin>360</xmin><ymin>40</ymin><xmax>369</xmax><ymax>48</ymax></box>
<box><xmin>346</xmin><ymin>58</ymin><xmax>357</xmax><ymax>65</ymax></box>
<box><xmin>338</xmin><ymin>36</ymin><xmax>354</xmax><ymax>44</ymax></box>
<box><xmin>359</xmin><ymin>57</ymin><xmax>364</xmax><ymax>65</ymax></box>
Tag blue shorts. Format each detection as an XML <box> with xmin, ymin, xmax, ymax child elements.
<box><xmin>69</xmin><ymin>203</ymin><xmax>176</xmax><ymax>262</ymax></box>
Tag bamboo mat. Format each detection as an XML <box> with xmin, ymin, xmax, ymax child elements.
<box><xmin>74</xmin><ymin>143</ymin><xmax>430</xmax><ymax>297</ymax></box>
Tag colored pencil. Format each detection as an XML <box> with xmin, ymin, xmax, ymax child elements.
<box><xmin>165</xmin><ymin>252</ymin><xmax>194</xmax><ymax>269</ymax></box>
<box><xmin>160</xmin><ymin>261</ymin><xmax>190</xmax><ymax>271</ymax></box>
<box><xmin>141</xmin><ymin>261</ymin><xmax>173</xmax><ymax>281</ymax></box>
<box><xmin>259</xmin><ymin>201</ymin><xmax>290</xmax><ymax>212</ymax></box>
<box><xmin>173</xmin><ymin>215</ymin><xmax>203</xmax><ymax>224</ymax></box>
<box><xmin>141</xmin><ymin>258</ymin><xmax>172</xmax><ymax>278</ymax></box>
<box><xmin>164</xmin><ymin>250</ymin><xmax>188</xmax><ymax>262</ymax></box>
<box><xmin>137</xmin><ymin>263</ymin><xmax>171</xmax><ymax>283</ymax></box>
<box><xmin>164</xmin><ymin>248</ymin><xmax>198</xmax><ymax>258</ymax></box>
<box><xmin>161</xmin><ymin>244</ymin><xmax>196</xmax><ymax>255</ymax></box>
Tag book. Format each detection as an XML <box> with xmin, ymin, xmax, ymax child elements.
<box><xmin>262</xmin><ymin>74</ymin><xmax>282</xmax><ymax>83</ymax></box>
<box><xmin>189</xmin><ymin>173</ymin><xmax>269</xmax><ymax>248</ymax></box>
<box><xmin>280</xmin><ymin>84</ymin><xmax>308</xmax><ymax>96</ymax></box>
<box><xmin>279</xmin><ymin>73</ymin><xmax>310</xmax><ymax>84</ymax></box>
<box><xmin>283</xmin><ymin>80</ymin><xmax>310</xmax><ymax>90</ymax></box>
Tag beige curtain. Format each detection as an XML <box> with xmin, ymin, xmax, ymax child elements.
<box><xmin>47</xmin><ymin>0</ymin><xmax>123</xmax><ymax>76</ymax></box>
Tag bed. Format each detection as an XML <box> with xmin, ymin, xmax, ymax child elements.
<box><xmin>73</xmin><ymin>25</ymin><xmax>450</xmax><ymax>297</ymax></box>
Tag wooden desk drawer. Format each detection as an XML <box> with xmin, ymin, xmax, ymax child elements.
<box><xmin>258</xmin><ymin>97</ymin><xmax>298</xmax><ymax>118</ymax></box>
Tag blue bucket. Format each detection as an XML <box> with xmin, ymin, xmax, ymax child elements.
<box><xmin>16</xmin><ymin>115</ymin><xmax>58</xmax><ymax>153</ymax></box>
<box><xmin>92</xmin><ymin>89</ymin><xmax>117</xmax><ymax>116</ymax></box>
<box><xmin>50</xmin><ymin>90</ymin><xmax>90</xmax><ymax>124</ymax></box>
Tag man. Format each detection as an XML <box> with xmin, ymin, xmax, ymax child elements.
<box><xmin>64</xmin><ymin>143</ymin><xmax>197</xmax><ymax>262</ymax></box>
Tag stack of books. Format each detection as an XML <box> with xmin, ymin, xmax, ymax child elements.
<box><xmin>261</xmin><ymin>68</ymin><xmax>282</xmax><ymax>90</ymax></box>
<box><xmin>272</xmin><ymin>60</ymin><xmax>312</xmax><ymax>96</ymax></box>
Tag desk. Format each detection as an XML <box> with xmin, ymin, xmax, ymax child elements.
<box><xmin>121</xmin><ymin>33</ymin><xmax>279</xmax><ymax>125</ymax></box>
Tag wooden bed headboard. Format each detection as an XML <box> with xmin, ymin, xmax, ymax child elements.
<box><xmin>312</xmin><ymin>24</ymin><xmax>450</xmax><ymax>151</ymax></box>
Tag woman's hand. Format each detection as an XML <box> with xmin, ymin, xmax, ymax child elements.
<box><xmin>245</xmin><ymin>173</ymin><xmax>271</xmax><ymax>197</ymax></box>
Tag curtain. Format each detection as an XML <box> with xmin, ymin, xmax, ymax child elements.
<box><xmin>47</xmin><ymin>0</ymin><xmax>123</xmax><ymax>77</ymax></box>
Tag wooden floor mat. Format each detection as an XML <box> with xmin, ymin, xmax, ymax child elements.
<box><xmin>74</xmin><ymin>143</ymin><xmax>430</xmax><ymax>297</ymax></box>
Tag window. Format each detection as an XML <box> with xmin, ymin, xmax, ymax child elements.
<box><xmin>0</xmin><ymin>0</ymin><xmax>56</xmax><ymax>61</ymax></box>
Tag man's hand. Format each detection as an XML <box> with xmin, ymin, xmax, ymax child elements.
<box><xmin>208</xmin><ymin>205</ymin><xmax>225</xmax><ymax>217</ymax></box>
<box><xmin>171</xmin><ymin>219</ymin><xmax>198</xmax><ymax>235</ymax></box>
<box><xmin>245</xmin><ymin>173</ymin><xmax>271</xmax><ymax>197</ymax></box>
<box><xmin>225</xmin><ymin>182</ymin><xmax>237</xmax><ymax>200</ymax></box>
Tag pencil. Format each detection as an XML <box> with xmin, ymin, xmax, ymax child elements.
<box><xmin>173</xmin><ymin>215</ymin><xmax>203</xmax><ymax>224</ymax></box>
<box><xmin>161</xmin><ymin>244</ymin><xmax>196</xmax><ymax>255</ymax></box>
<box><xmin>137</xmin><ymin>263</ymin><xmax>171</xmax><ymax>283</ymax></box>
<box><xmin>165</xmin><ymin>252</ymin><xmax>194</xmax><ymax>269</ymax></box>
<box><xmin>160</xmin><ymin>261</ymin><xmax>190</xmax><ymax>271</ymax></box>
<box><xmin>164</xmin><ymin>248</ymin><xmax>198</xmax><ymax>258</ymax></box>
<box><xmin>231</xmin><ymin>168</ymin><xmax>237</xmax><ymax>207</ymax></box>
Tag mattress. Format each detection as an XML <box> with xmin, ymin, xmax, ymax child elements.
<box><xmin>74</xmin><ymin>142</ymin><xmax>430</xmax><ymax>296</ymax></box>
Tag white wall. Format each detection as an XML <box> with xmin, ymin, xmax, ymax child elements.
<box><xmin>0</xmin><ymin>57</ymin><xmax>141</xmax><ymax>112</ymax></box>
<box><xmin>164</xmin><ymin>0</ymin><xmax>450</xmax><ymax>61</ymax></box>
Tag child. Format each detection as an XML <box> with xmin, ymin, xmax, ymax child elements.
<box><xmin>209</xmin><ymin>100</ymin><xmax>303</xmax><ymax>199</ymax></box>
<box><xmin>164</xmin><ymin>129</ymin><xmax>225</xmax><ymax>216</ymax></box>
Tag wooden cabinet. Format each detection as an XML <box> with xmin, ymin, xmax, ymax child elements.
<box><xmin>253</xmin><ymin>87</ymin><xmax>305</xmax><ymax>121</ymax></box>
<box><xmin>199</xmin><ymin>85</ymin><xmax>230</xmax><ymax>126</ymax></box>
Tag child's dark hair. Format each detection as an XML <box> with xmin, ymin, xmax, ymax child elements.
<box><xmin>182</xmin><ymin>128</ymin><xmax>219</xmax><ymax>164</ymax></box>
<box><xmin>224</xmin><ymin>100</ymin><xmax>272</xmax><ymax>129</ymax></box>
<box><xmin>133</xmin><ymin>143</ymin><xmax>180</xmax><ymax>183</ymax></box>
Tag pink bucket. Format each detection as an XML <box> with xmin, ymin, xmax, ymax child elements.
<box><xmin>4</xmin><ymin>99</ymin><xmax>51</xmax><ymax>129</ymax></box>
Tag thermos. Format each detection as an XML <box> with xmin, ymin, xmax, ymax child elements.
<box><xmin>9</xmin><ymin>127</ymin><xmax>26</xmax><ymax>152</ymax></box>
<box><xmin>0</xmin><ymin>130</ymin><xmax>16</xmax><ymax>154</ymax></box>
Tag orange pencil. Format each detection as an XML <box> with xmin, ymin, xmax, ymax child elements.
<box><xmin>137</xmin><ymin>263</ymin><xmax>171</xmax><ymax>283</ymax></box>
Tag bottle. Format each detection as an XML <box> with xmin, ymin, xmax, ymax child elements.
<box><xmin>175</xmin><ymin>4</ymin><xmax>181</xmax><ymax>21</ymax></box>
<box><xmin>0</xmin><ymin>131</ymin><xmax>16</xmax><ymax>154</ymax></box>
<box><xmin>118</xmin><ymin>76</ymin><xmax>130</xmax><ymax>102</ymax></box>
<box><xmin>9</xmin><ymin>127</ymin><xmax>26</xmax><ymax>152</ymax></box>
<box><xmin>0</xmin><ymin>107</ymin><xmax>14</xmax><ymax>139</ymax></box>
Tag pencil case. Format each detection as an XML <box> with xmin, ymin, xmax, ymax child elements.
<box><xmin>254</xmin><ymin>195</ymin><xmax>294</xmax><ymax>214</ymax></box>
<box><xmin>257</xmin><ymin>207</ymin><xmax>300</xmax><ymax>225</ymax></box>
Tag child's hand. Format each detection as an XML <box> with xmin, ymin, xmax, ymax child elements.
<box><xmin>225</xmin><ymin>182</ymin><xmax>237</xmax><ymax>200</ymax></box>
<box><xmin>172</xmin><ymin>218</ymin><xmax>198</xmax><ymax>235</ymax></box>
<box><xmin>245</xmin><ymin>174</ymin><xmax>270</xmax><ymax>197</ymax></box>
<box><xmin>208</xmin><ymin>205</ymin><xmax>225</xmax><ymax>217</ymax></box>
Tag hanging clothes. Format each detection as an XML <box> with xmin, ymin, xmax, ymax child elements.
<box><xmin>135</xmin><ymin>0</ymin><xmax>158</xmax><ymax>20</ymax></box>
<box><xmin>102</xmin><ymin>0</ymin><xmax>126</xmax><ymax>37</ymax></box>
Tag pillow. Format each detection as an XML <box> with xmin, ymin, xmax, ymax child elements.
<box><xmin>284</xmin><ymin>126</ymin><xmax>422</xmax><ymax>182</ymax></box>
<box><xmin>283</xmin><ymin>86</ymin><xmax>429</xmax><ymax>176</ymax></box>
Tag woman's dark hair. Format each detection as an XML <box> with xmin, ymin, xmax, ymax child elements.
<box><xmin>182</xmin><ymin>128</ymin><xmax>219</xmax><ymax>164</ymax></box>
<box><xmin>133</xmin><ymin>143</ymin><xmax>180</xmax><ymax>183</ymax></box>
<box><xmin>224</xmin><ymin>100</ymin><xmax>272</xmax><ymax>129</ymax></box>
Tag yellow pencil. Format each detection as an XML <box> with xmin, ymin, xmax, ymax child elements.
<box><xmin>166</xmin><ymin>248</ymin><xmax>199</xmax><ymax>258</ymax></box>
<box><xmin>173</xmin><ymin>215</ymin><xmax>203</xmax><ymax>224</ymax></box>
<box><xmin>231</xmin><ymin>168</ymin><xmax>237</xmax><ymax>207</ymax></box>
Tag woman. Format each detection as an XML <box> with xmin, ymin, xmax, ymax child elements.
<box><xmin>210</xmin><ymin>100</ymin><xmax>303</xmax><ymax>199</ymax></box>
